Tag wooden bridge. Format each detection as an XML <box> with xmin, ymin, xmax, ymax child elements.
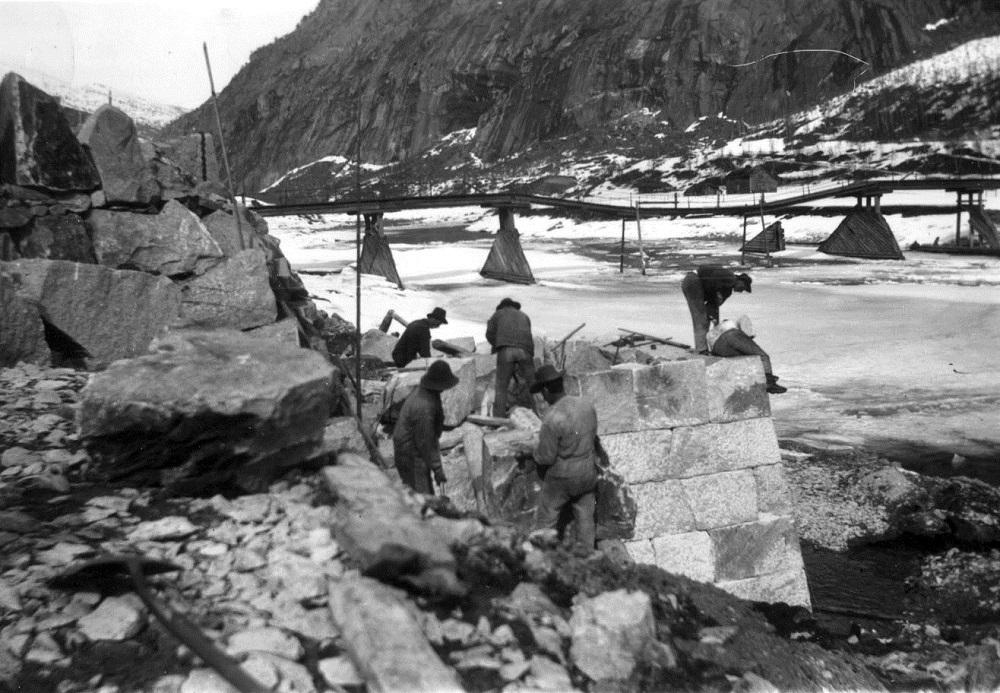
<box><xmin>251</xmin><ymin>176</ymin><xmax>1000</xmax><ymax>286</ymax></box>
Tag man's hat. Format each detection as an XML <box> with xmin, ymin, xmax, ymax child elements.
<box><xmin>427</xmin><ymin>307</ymin><xmax>448</xmax><ymax>324</ymax></box>
<box><xmin>737</xmin><ymin>273</ymin><xmax>752</xmax><ymax>293</ymax></box>
<box><xmin>496</xmin><ymin>297</ymin><xmax>521</xmax><ymax>311</ymax></box>
<box><xmin>420</xmin><ymin>360</ymin><xmax>460</xmax><ymax>391</ymax></box>
<box><xmin>529</xmin><ymin>364</ymin><xmax>564</xmax><ymax>393</ymax></box>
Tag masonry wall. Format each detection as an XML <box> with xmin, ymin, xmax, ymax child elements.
<box><xmin>564</xmin><ymin>356</ymin><xmax>811</xmax><ymax>607</ymax></box>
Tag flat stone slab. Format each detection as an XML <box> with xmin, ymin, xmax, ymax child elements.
<box><xmin>709</xmin><ymin>516</ymin><xmax>799</xmax><ymax>582</ymax></box>
<box><xmin>629</xmin><ymin>480</ymin><xmax>696</xmax><ymax>539</ymax></box>
<box><xmin>651</xmin><ymin>531</ymin><xmax>715</xmax><ymax>583</ymax></box>
<box><xmin>681</xmin><ymin>469</ymin><xmax>758</xmax><ymax>530</ymax></box>
<box><xmin>321</xmin><ymin>454</ymin><xmax>462</xmax><ymax>597</ymax></box>
<box><xmin>665</xmin><ymin>418</ymin><xmax>781</xmax><ymax>478</ymax></box>
<box><xmin>18</xmin><ymin>214</ymin><xmax>97</xmax><ymax>263</ymax></box>
<box><xmin>715</xmin><ymin>566</ymin><xmax>812</xmax><ymax>608</ymax></box>
<box><xmin>705</xmin><ymin>355</ymin><xmax>770</xmax><ymax>423</ymax></box>
<box><xmin>328</xmin><ymin>576</ymin><xmax>464</xmax><ymax>693</ymax></box>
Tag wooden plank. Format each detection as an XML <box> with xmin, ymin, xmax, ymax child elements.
<box><xmin>465</xmin><ymin>414</ymin><xmax>512</xmax><ymax>427</ymax></box>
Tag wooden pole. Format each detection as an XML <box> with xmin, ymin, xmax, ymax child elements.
<box><xmin>202</xmin><ymin>43</ymin><xmax>245</xmax><ymax>251</ymax></box>
<box><xmin>354</xmin><ymin>84</ymin><xmax>363</xmax><ymax>422</ymax></box>
<box><xmin>741</xmin><ymin>215</ymin><xmax>747</xmax><ymax>265</ymax></box>
<box><xmin>619</xmin><ymin>218</ymin><xmax>625</xmax><ymax>273</ymax></box>
<box><xmin>759</xmin><ymin>194</ymin><xmax>769</xmax><ymax>262</ymax></box>
<box><xmin>635</xmin><ymin>202</ymin><xmax>646</xmax><ymax>276</ymax></box>
<box><xmin>955</xmin><ymin>191</ymin><xmax>962</xmax><ymax>246</ymax></box>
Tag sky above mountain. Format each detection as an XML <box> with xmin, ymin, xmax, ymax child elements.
<box><xmin>0</xmin><ymin>0</ymin><xmax>318</xmax><ymax>110</ymax></box>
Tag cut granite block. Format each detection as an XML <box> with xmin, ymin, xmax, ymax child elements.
<box><xmin>624</xmin><ymin>539</ymin><xmax>655</xmax><ymax>566</ymax></box>
<box><xmin>578</xmin><ymin>368</ymin><xmax>640</xmax><ymax>434</ymax></box>
<box><xmin>681</xmin><ymin>470</ymin><xmax>757</xmax><ymax>530</ymax></box>
<box><xmin>601</xmin><ymin>429</ymin><xmax>673</xmax><ymax>484</ymax></box>
<box><xmin>667</xmin><ymin>418</ymin><xmax>780</xmax><ymax>479</ymax></box>
<box><xmin>705</xmin><ymin>356</ymin><xmax>770</xmax><ymax>423</ymax></box>
<box><xmin>632</xmin><ymin>360</ymin><xmax>709</xmax><ymax>429</ymax></box>
<box><xmin>754</xmin><ymin>463</ymin><xmax>793</xmax><ymax>515</ymax></box>
<box><xmin>715</xmin><ymin>567</ymin><xmax>812</xmax><ymax>608</ymax></box>
<box><xmin>629</xmin><ymin>480</ymin><xmax>696</xmax><ymax>539</ymax></box>
<box><xmin>651</xmin><ymin>531</ymin><xmax>715</xmax><ymax>583</ymax></box>
<box><xmin>709</xmin><ymin>516</ymin><xmax>797</xmax><ymax>581</ymax></box>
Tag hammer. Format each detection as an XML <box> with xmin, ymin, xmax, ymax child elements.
<box><xmin>54</xmin><ymin>554</ymin><xmax>269</xmax><ymax>693</ymax></box>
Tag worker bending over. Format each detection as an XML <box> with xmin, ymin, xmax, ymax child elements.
<box><xmin>681</xmin><ymin>265</ymin><xmax>752</xmax><ymax>355</ymax></box>
<box><xmin>530</xmin><ymin>364</ymin><xmax>599</xmax><ymax>552</ymax></box>
<box><xmin>392</xmin><ymin>307</ymin><xmax>448</xmax><ymax>368</ymax></box>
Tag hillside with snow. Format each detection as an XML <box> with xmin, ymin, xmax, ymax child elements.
<box><xmin>0</xmin><ymin>63</ymin><xmax>187</xmax><ymax>132</ymax></box>
<box><xmin>259</xmin><ymin>34</ymin><xmax>1000</xmax><ymax>204</ymax></box>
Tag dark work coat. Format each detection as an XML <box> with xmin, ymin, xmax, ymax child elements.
<box><xmin>392</xmin><ymin>386</ymin><xmax>444</xmax><ymax>494</ymax></box>
<box><xmin>392</xmin><ymin>318</ymin><xmax>432</xmax><ymax>367</ymax></box>
<box><xmin>696</xmin><ymin>265</ymin><xmax>743</xmax><ymax>322</ymax></box>
<box><xmin>486</xmin><ymin>306</ymin><xmax>534</xmax><ymax>356</ymax></box>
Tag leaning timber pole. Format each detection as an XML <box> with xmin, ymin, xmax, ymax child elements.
<box><xmin>203</xmin><ymin>43</ymin><xmax>245</xmax><ymax>250</ymax></box>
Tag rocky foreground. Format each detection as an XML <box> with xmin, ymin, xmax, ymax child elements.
<box><xmin>4</xmin><ymin>359</ymin><xmax>1000</xmax><ymax>692</ymax></box>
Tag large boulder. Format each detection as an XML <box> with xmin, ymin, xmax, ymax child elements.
<box><xmin>173</xmin><ymin>249</ymin><xmax>276</xmax><ymax>330</ymax></box>
<box><xmin>359</xmin><ymin>328</ymin><xmax>397</xmax><ymax>363</ymax></box>
<box><xmin>201</xmin><ymin>209</ymin><xmax>261</xmax><ymax>257</ymax></box>
<box><xmin>79</xmin><ymin>329</ymin><xmax>336</xmax><ymax>491</ymax></box>
<box><xmin>0</xmin><ymin>266</ymin><xmax>49</xmax><ymax>366</ymax></box>
<box><xmin>17</xmin><ymin>213</ymin><xmax>97</xmax><ymax>263</ymax></box>
<box><xmin>77</xmin><ymin>105</ymin><xmax>158</xmax><ymax>204</ymax></box>
<box><xmin>88</xmin><ymin>199</ymin><xmax>223</xmax><ymax>277</ymax></box>
<box><xmin>139</xmin><ymin>139</ymin><xmax>198</xmax><ymax>201</ymax></box>
<box><xmin>2</xmin><ymin>258</ymin><xmax>180</xmax><ymax>367</ymax></box>
<box><xmin>0</xmin><ymin>73</ymin><xmax>101</xmax><ymax>192</ymax></box>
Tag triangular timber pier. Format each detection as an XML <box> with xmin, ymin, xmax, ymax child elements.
<box><xmin>818</xmin><ymin>193</ymin><xmax>904</xmax><ymax>260</ymax></box>
<box><xmin>480</xmin><ymin>206</ymin><xmax>535</xmax><ymax>284</ymax></box>
<box><xmin>358</xmin><ymin>212</ymin><xmax>404</xmax><ymax>289</ymax></box>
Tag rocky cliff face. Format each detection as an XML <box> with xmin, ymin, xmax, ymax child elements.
<box><xmin>166</xmin><ymin>0</ymin><xmax>997</xmax><ymax>192</ymax></box>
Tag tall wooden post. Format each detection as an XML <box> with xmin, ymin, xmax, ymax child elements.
<box><xmin>635</xmin><ymin>202</ymin><xmax>647</xmax><ymax>276</ymax></box>
<box><xmin>955</xmin><ymin>191</ymin><xmax>962</xmax><ymax>246</ymax></box>
<box><xmin>619</xmin><ymin>218</ymin><xmax>626</xmax><ymax>273</ymax></box>
<box><xmin>759</xmin><ymin>194</ymin><xmax>769</xmax><ymax>262</ymax></box>
<box><xmin>741</xmin><ymin>215</ymin><xmax>748</xmax><ymax>265</ymax></box>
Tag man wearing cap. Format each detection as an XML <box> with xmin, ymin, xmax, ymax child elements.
<box><xmin>393</xmin><ymin>360</ymin><xmax>459</xmax><ymax>494</ymax></box>
<box><xmin>529</xmin><ymin>364</ymin><xmax>599</xmax><ymax>552</ymax></box>
<box><xmin>680</xmin><ymin>265</ymin><xmax>752</xmax><ymax>355</ymax></box>
<box><xmin>486</xmin><ymin>297</ymin><xmax>535</xmax><ymax>417</ymax></box>
<box><xmin>392</xmin><ymin>307</ymin><xmax>448</xmax><ymax>368</ymax></box>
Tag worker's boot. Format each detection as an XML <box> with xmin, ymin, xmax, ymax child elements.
<box><xmin>766</xmin><ymin>374</ymin><xmax>787</xmax><ymax>394</ymax></box>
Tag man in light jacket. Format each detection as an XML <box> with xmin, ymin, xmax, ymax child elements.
<box><xmin>486</xmin><ymin>297</ymin><xmax>534</xmax><ymax>417</ymax></box>
<box><xmin>530</xmin><ymin>364</ymin><xmax>599</xmax><ymax>552</ymax></box>
<box><xmin>392</xmin><ymin>360</ymin><xmax>459</xmax><ymax>494</ymax></box>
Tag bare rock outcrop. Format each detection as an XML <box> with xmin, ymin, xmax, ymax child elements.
<box><xmin>79</xmin><ymin>329</ymin><xmax>336</xmax><ymax>492</ymax></box>
<box><xmin>0</xmin><ymin>267</ymin><xmax>49</xmax><ymax>366</ymax></box>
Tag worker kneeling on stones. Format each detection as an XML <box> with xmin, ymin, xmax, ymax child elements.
<box><xmin>530</xmin><ymin>364</ymin><xmax>599</xmax><ymax>552</ymax></box>
<box><xmin>392</xmin><ymin>360</ymin><xmax>459</xmax><ymax>494</ymax></box>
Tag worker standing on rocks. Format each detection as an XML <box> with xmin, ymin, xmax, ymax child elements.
<box><xmin>391</xmin><ymin>307</ymin><xmax>448</xmax><ymax>367</ymax></box>
<box><xmin>681</xmin><ymin>265</ymin><xmax>752</xmax><ymax>355</ymax></box>
<box><xmin>486</xmin><ymin>297</ymin><xmax>535</xmax><ymax>416</ymax></box>
<box><xmin>392</xmin><ymin>360</ymin><xmax>459</xmax><ymax>494</ymax></box>
<box><xmin>530</xmin><ymin>364</ymin><xmax>599</xmax><ymax>552</ymax></box>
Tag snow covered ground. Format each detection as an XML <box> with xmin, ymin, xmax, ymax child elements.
<box><xmin>267</xmin><ymin>189</ymin><xmax>1000</xmax><ymax>462</ymax></box>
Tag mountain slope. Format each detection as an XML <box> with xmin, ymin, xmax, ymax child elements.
<box><xmin>166</xmin><ymin>0</ymin><xmax>1000</xmax><ymax>192</ymax></box>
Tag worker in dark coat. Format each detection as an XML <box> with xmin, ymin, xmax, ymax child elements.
<box><xmin>681</xmin><ymin>265</ymin><xmax>752</xmax><ymax>354</ymax></box>
<box><xmin>485</xmin><ymin>297</ymin><xmax>535</xmax><ymax>417</ymax></box>
<box><xmin>530</xmin><ymin>364</ymin><xmax>599</xmax><ymax>552</ymax></box>
<box><xmin>392</xmin><ymin>307</ymin><xmax>448</xmax><ymax>368</ymax></box>
<box><xmin>392</xmin><ymin>360</ymin><xmax>459</xmax><ymax>494</ymax></box>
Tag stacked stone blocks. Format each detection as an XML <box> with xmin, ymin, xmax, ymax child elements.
<box><xmin>571</xmin><ymin>356</ymin><xmax>810</xmax><ymax>607</ymax></box>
